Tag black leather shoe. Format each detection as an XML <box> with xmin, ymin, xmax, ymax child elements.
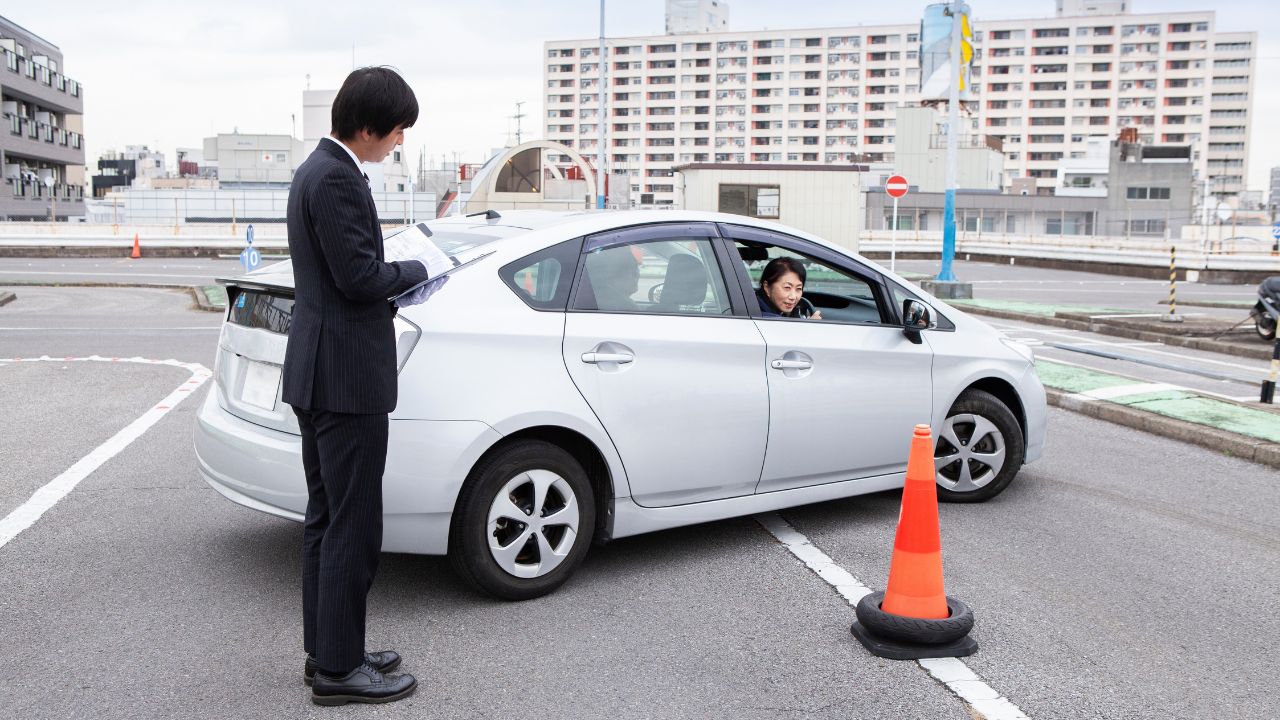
<box><xmin>311</xmin><ymin>663</ymin><xmax>417</xmax><ymax>706</ymax></box>
<box><xmin>304</xmin><ymin>651</ymin><xmax>401</xmax><ymax>686</ymax></box>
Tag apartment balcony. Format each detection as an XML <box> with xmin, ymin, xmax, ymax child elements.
<box><xmin>1</xmin><ymin>51</ymin><xmax>84</xmax><ymax>115</ymax></box>
<box><xmin>1</xmin><ymin>113</ymin><xmax>84</xmax><ymax>165</ymax></box>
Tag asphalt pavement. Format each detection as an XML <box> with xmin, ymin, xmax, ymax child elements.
<box><xmin>1</xmin><ymin>282</ymin><xmax>1278</xmax><ymax>718</ymax></box>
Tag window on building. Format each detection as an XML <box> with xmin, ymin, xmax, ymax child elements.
<box><xmin>719</xmin><ymin>184</ymin><xmax>781</xmax><ymax>218</ymax></box>
<box><xmin>1126</xmin><ymin>187</ymin><xmax>1172</xmax><ymax>200</ymax></box>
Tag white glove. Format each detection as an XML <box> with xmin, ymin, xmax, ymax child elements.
<box><xmin>413</xmin><ymin>242</ymin><xmax>455</xmax><ymax>280</ymax></box>
<box><xmin>395</xmin><ymin>275</ymin><xmax>450</xmax><ymax>308</ymax></box>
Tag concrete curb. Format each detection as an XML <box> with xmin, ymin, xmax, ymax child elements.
<box><xmin>190</xmin><ymin>286</ymin><xmax>224</xmax><ymax>313</ymax></box>
<box><xmin>956</xmin><ymin>304</ymin><xmax>1272</xmax><ymax>361</ymax></box>
<box><xmin>0</xmin><ymin>291</ymin><xmax>14</xmax><ymax>307</ymax></box>
<box><xmin>1045</xmin><ymin>387</ymin><xmax>1280</xmax><ymax>470</ymax></box>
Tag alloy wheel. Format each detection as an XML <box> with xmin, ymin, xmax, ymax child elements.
<box><xmin>486</xmin><ymin>470</ymin><xmax>581</xmax><ymax>579</ymax></box>
<box><xmin>934</xmin><ymin>413</ymin><xmax>1007</xmax><ymax>494</ymax></box>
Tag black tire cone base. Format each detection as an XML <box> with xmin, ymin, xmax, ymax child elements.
<box><xmin>850</xmin><ymin>620</ymin><xmax>978</xmax><ymax>660</ymax></box>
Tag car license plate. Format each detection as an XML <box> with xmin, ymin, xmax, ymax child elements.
<box><xmin>241</xmin><ymin>361</ymin><xmax>281</xmax><ymax>411</ymax></box>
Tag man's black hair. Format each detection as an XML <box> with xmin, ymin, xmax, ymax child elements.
<box><xmin>331</xmin><ymin>66</ymin><xmax>419</xmax><ymax>141</ymax></box>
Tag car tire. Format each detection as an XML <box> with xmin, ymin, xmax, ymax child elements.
<box><xmin>935</xmin><ymin>389</ymin><xmax>1025</xmax><ymax>504</ymax></box>
<box><xmin>449</xmin><ymin>439</ymin><xmax>596</xmax><ymax>601</ymax></box>
<box><xmin>855</xmin><ymin>591</ymin><xmax>974</xmax><ymax>645</ymax></box>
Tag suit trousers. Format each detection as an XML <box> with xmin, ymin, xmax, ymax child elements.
<box><xmin>294</xmin><ymin>407</ymin><xmax>388</xmax><ymax>675</ymax></box>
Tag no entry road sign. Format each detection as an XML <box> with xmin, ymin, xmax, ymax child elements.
<box><xmin>886</xmin><ymin>175</ymin><xmax>909</xmax><ymax>198</ymax></box>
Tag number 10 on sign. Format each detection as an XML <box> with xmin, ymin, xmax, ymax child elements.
<box><xmin>886</xmin><ymin>175</ymin><xmax>909</xmax><ymax>272</ymax></box>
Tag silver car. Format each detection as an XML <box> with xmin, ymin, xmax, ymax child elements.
<box><xmin>195</xmin><ymin>210</ymin><xmax>1045</xmax><ymax>600</ymax></box>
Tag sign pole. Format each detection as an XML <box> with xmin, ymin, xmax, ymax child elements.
<box><xmin>891</xmin><ymin>195</ymin><xmax>900</xmax><ymax>272</ymax></box>
<box><xmin>938</xmin><ymin>2</ymin><xmax>965</xmax><ymax>283</ymax></box>
<box><xmin>885</xmin><ymin>174</ymin><xmax>909</xmax><ymax>272</ymax></box>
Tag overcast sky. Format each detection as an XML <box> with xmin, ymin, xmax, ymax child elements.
<box><xmin>7</xmin><ymin>0</ymin><xmax>1277</xmax><ymax>189</ymax></box>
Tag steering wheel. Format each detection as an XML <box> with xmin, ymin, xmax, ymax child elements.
<box><xmin>798</xmin><ymin>296</ymin><xmax>817</xmax><ymax>318</ymax></box>
<box><xmin>648</xmin><ymin>282</ymin><xmax>664</xmax><ymax>303</ymax></box>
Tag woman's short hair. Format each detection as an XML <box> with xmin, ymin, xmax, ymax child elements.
<box><xmin>331</xmin><ymin>66</ymin><xmax>419</xmax><ymax>141</ymax></box>
<box><xmin>761</xmin><ymin>257</ymin><xmax>807</xmax><ymax>287</ymax></box>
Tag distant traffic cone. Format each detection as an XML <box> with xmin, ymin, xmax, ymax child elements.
<box><xmin>523</xmin><ymin>270</ymin><xmax>535</xmax><ymax>294</ymax></box>
<box><xmin>130</xmin><ymin>233</ymin><xmax>141</xmax><ymax>259</ymax></box>
<box><xmin>850</xmin><ymin>423</ymin><xmax>977</xmax><ymax>660</ymax></box>
<box><xmin>881</xmin><ymin>423</ymin><xmax>948</xmax><ymax>619</ymax></box>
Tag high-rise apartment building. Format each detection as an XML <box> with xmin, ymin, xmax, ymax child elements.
<box><xmin>0</xmin><ymin>15</ymin><xmax>86</xmax><ymax>220</ymax></box>
<box><xmin>543</xmin><ymin>2</ymin><xmax>1254</xmax><ymax>208</ymax></box>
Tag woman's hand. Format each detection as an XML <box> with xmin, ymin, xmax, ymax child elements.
<box><xmin>808</xmin><ymin>309</ymin><xmax>823</xmax><ymax>321</ymax></box>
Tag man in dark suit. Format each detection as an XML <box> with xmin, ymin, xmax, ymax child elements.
<box><xmin>283</xmin><ymin>66</ymin><xmax>445</xmax><ymax>706</ymax></box>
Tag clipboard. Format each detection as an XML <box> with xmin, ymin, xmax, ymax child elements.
<box><xmin>390</xmin><ymin>251</ymin><xmax>494</xmax><ymax>305</ymax></box>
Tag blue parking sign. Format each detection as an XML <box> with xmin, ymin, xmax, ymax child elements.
<box><xmin>1272</xmin><ymin>223</ymin><xmax>1280</xmax><ymax>240</ymax></box>
<box><xmin>240</xmin><ymin>246</ymin><xmax>261</xmax><ymax>271</ymax></box>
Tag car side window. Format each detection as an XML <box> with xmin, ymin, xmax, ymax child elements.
<box><xmin>500</xmin><ymin>238</ymin><xmax>583</xmax><ymax>311</ymax></box>
<box><xmin>735</xmin><ymin>241</ymin><xmax>886</xmax><ymax>324</ymax></box>
<box><xmin>572</xmin><ymin>237</ymin><xmax>733</xmax><ymax>316</ymax></box>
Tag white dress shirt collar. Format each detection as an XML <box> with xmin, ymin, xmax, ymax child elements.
<box><xmin>325</xmin><ymin>136</ymin><xmax>366</xmax><ymax>181</ymax></box>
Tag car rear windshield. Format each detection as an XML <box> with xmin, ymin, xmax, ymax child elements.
<box><xmin>383</xmin><ymin>224</ymin><xmax>504</xmax><ymax>261</ymax></box>
<box><xmin>227</xmin><ymin>289</ymin><xmax>294</xmax><ymax>333</ymax></box>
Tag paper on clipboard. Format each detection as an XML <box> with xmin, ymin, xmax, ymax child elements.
<box><xmin>391</xmin><ymin>252</ymin><xmax>492</xmax><ymax>307</ymax></box>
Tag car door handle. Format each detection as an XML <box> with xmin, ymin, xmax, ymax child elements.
<box><xmin>771</xmin><ymin>359</ymin><xmax>812</xmax><ymax>370</ymax></box>
<box><xmin>582</xmin><ymin>352</ymin><xmax>634</xmax><ymax>364</ymax></box>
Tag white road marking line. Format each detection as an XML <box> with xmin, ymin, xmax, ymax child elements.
<box><xmin>0</xmin><ymin>355</ymin><xmax>212</xmax><ymax>550</ymax></box>
<box><xmin>1034</xmin><ymin>356</ymin><xmax>1260</xmax><ymax>404</ymax></box>
<box><xmin>1079</xmin><ymin>382</ymin><xmax>1179</xmax><ymax>400</ymax></box>
<box><xmin>0</xmin><ymin>270</ymin><xmax>219</xmax><ymax>279</ymax></box>
<box><xmin>755</xmin><ymin>512</ymin><xmax>1029</xmax><ymax>720</ymax></box>
<box><xmin>990</xmin><ymin>322</ymin><xmax>1269</xmax><ymax>374</ymax></box>
<box><xmin>0</xmin><ymin>327</ymin><xmax>220</xmax><ymax>331</ymax></box>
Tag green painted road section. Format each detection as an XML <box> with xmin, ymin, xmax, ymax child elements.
<box><xmin>202</xmin><ymin>285</ymin><xmax>227</xmax><ymax>308</ymax></box>
<box><xmin>1033</xmin><ymin>360</ymin><xmax>1134</xmax><ymax>393</ymax></box>
<box><xmin>953</xmin><ymin>298</ymin><xmax>1131</xmax><ymax>317</ymax></box>
<box><xmin>1035</xmin><ymin>359</ymin><xmax>1280</xmax><ymax>443</ymax></box>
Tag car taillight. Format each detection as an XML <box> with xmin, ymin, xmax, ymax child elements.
<box><xmin>393</xmin><ymin>315</ymin><xmax>421</xmax><ymax>374</ymax></box>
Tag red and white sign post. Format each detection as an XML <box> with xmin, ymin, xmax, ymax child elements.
<box><xmin>885</xmin><ymin>175</ymin><xmax>909</xmax><ymax>272</ymax></box>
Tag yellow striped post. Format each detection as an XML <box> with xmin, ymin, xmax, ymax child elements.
<box><xmin>1160</xmin><ymin>244</ymin><xmax>1183</xmax><ymax>323</ymax></box>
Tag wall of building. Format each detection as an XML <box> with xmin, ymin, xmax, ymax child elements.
<box><xmin>1103</xmin><ymin>142</ymin><xmax>1195</xmax><ymax>237</ymax></box>
<box><xmin>203</xmin><ymin>133</ymin><xmax>303</xmax><ymax>186</ymax></box>
<box><xmin>0</xmin><ymin>15</ymin><xmax>87</xmax><ymax>219</ymax></box>
<box><xmin>892</xmin><ymin>106</ymin><xmax>1004</xmax><ymax>192</ymax></box>
<box><xmin>677</xmin><ymin>165</ymin><xmax>864</xmax><ymax>250</ymax></box>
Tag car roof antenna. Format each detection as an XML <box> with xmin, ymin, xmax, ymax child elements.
<box><xmin>466</xmin><ymin>209</ymin><xmax>502</xmax><ymax>220</ymax></box>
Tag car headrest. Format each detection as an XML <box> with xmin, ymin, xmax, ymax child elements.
<box><xmin>737</xmin><ymin>244</ymin><xmax>769</xmax><ymax>262</ymax></box>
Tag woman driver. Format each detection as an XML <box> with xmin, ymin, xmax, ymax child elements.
<box><xmin>756</xmin><ymin>257</ymin><xmax>822</xmax><ymax>320</ymax></box>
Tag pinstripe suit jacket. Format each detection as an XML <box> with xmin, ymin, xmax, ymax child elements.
<box><xmin>282</xmin><ymin>140</ymin><xmax>429</xmax><ymax>414</ymax></box>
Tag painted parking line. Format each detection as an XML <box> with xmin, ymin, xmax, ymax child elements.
<box><xmin>0</xmin><ymin>355</ymin><xmax>212</xmax><ymax>550</ymax></box>
<box><xmin>755</xmin><ymin>513</ymin><xmax>1029</xmax><ymax>720</ymax></box>
<box><xmin>0</xmin><ymin>270</ymin><xmax>219</xmax><ymax>279</ymax></box>
<box><xmin>0</xmin><ymin>326</ymin><xmax>220</xmax><ymax>333</ymax></box>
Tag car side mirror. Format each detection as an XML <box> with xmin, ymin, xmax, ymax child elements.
<box><xmin>902</xmin><ymin>299</ymin><xmax>936</xmax><ymax>344</ymax></box>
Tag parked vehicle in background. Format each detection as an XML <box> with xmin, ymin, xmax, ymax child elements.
<box><xmin>1252</xmin><ymin>276</ymin><xmax>1279</xmax><ymax>341</ymax></box>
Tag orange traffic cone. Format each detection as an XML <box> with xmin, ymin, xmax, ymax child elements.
<box><xmin>523</xmin><ymin>270</ymin><xmax>535</xmax><ymax>294</ymax></box>
<box><xmin>881</xmin><ymin>423</ymin><xmax>948</xmax><ymax>619</ymax></box>
<box><xmin>130</xmin><ymin>233</ymin><xmax>141</xmax><ymax>259</ymax></box>
<box><xmin>850</xmin><ymin>423</ymin><xmax>977</xmax><ymax>660</ymax></box>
